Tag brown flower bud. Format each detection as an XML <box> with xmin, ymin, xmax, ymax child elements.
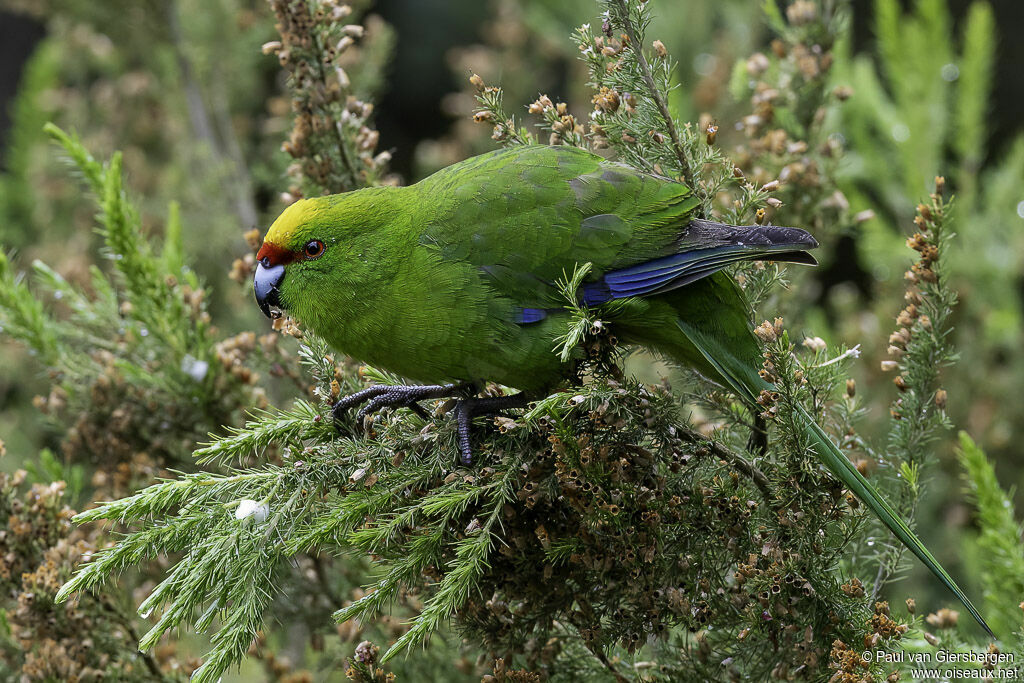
<box><xmin>802</xmin><ymin>336</ymin><xmax>826</xmax><ymax>352</ymax></box>
<box><xmin>926</xmin><ymin>608</ymin><xmax>959</xmax><ymax>629</ymax></box>
<box><xmin>244</xmin><ymin>228</ymin><xmax>262</xmax><ymax>251</ymax></box>
<box><xmin>705</xmin><ymin>123</ymin><xmax>718</xmax><ymax>145</ymax></box>
<box><xmin>833</xmin><ymin>85</ymin><xmax>853</xmax><ymax>101</ymax></box>
<box><xmin>746</xmin><ymin>52</ymin><xmax>770</xmax><ymax>76</ymax></box>
<box><xmin>754</xmin><ymin>321</ymin><xmax>777</xmax><ymax>343</ymax></box>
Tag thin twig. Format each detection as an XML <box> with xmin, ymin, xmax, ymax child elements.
<box><xmin>676</xmin><ymin>425</ymin><xmax>773</xmax><ymax>502</ymax></box>
<box><xmin>610</xmin><ymin>0</ymin><xmax>694</xmax><ymax>186</ymax></box>
<box><xmin>310</xmin><ymin>554</ymin><xmax>345</xmax><ymax>611</ymax></box>
<box><xmin>571</xmin><ymin>608</ymin><xmax>630</xmax><ymax>683</ymax></box>
<box><xmin>591</xmin><ymin>646</ymin><xmax>631</xmax><ymax>683</ymax></box>
<box><xmin>209</xmin><ymin>77</ymin><xmax>260</xmax><ymax>229</ymax></box>
<box><xmin>100</xmin><ymin>595</ymin><xmax>168</xmax><ymax>680</ymax></box>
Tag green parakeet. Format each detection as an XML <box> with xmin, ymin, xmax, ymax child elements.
<box><xmin>254</xmin><ymin>144</ymin><xmax>991</xmax><ymax>635</ymax></box>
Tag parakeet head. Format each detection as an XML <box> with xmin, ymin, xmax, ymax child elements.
<box><xmin>253</xmin><ymin>188</ymin><xmax>400</xmax><ymax>321</ymax></box>
<box><xmin>253</xmin><ymin>198</ymin><xmax>328</xmax><ymax>319</ymax></box>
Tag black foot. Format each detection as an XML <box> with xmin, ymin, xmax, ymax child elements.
<box><xmin>331</xmin><ymin>384</ymin><xmax>530</xmax><ymax>466</ymax></box>
<box><xmin>454</xmin><ymin>394</ymin><xmax>530</xmax><ymax>466</ymax></box>
<box><xmin>331</xmin><ymin>383</ymin><xmax>466</xmax><ymax>427</ymax></box>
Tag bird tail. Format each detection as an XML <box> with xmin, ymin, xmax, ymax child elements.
<box><xmin>673</xmin><ymin>317</ymin><xmax>994</xmax><ymax>637</ymax></box>
<box><xmin>798</xmin><ymin>409</ymin><xmax>993</xmax><ymax>637</ymax></box>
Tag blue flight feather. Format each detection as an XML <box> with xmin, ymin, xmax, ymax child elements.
<box><xmin>515</xmin><ymin>308</ymin><xmax>548</xmax><ymax>324</ymax></box>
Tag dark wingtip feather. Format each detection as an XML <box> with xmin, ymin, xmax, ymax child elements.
<box><xmin>687</xmin><ymin>219</ymin><xmax>818</xmax><ymax>250</ymax></box>
<box><xmin>765</xmin><ymin>250</ymin><xmax>818</xmax><ymax>266</ymax></box>
<box><xmin>757</xmin><ymin>225</ymin><xmax>819</xmax><ymax>249</ymax></box>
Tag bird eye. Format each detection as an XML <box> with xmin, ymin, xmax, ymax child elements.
<box><xmin>304</xmin><ymin>240</ymin><xmax>324</xmax><ymax>259</ymax></box>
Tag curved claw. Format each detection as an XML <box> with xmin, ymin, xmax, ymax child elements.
<box><xmin>331</xmin><ymin>386</ymin><xmax>391</xmax><ymax>425</ymax></box>
<box><xmin>331</xmin><ymin>383</ymin><xmax>464</xmax><ymax>433</ymax></box>
<box><xmin>329</xmin><ymin>384</ymin><xmax>530</xmax><ymax>467</ymax></box>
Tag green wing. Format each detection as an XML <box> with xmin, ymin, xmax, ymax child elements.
<box><xmin>413</xmin><ymin>145</ymin><xmax>815</xmax><ymax>312</ymax></box>
<box><xmin>413</xmin><ymin>145</ymin><xmax>699</xmax><ymax>307</ymax></box>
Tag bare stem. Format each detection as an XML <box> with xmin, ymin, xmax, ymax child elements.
<box><xmin>571</xmin><ymin>607</ymin><xmax>630</xmax><ymax>683</ymax></box>
<box><xmin>166</xmin><ymin>0</ymin><xmax>259</xmax><ymax>228</ymax></box>
<box><xmin>610</xmin><ymin>0</ymin><xmax>694</xmax><ymax>187</ymax></box>
<box><xmin>100</xmin><ymin>595</ymin><xmax>169</xmax><ymax>681</ymax></box>
<box><xmin>308</xmin><ymin>20</ymin><xmax>361</xmax><ymax>191</ymax></box>
<box><xmin>677</xmin><ymin>425</ymin><xmax>773</xmax><ymax>502</ymax></box>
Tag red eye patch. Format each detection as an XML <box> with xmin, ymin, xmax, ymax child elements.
<box><xmin>256</xmin><ymin>241</ymin><xmax>300</xmax><ymax>267</ymax></box>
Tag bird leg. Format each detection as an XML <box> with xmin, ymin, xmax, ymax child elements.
<box><xmin>331</xmin><ymin>383</ymin><xmax>468</xmax><ymax>427</ymax></box>
<box><xmin>453</xmin><ymin>393</ymin><xmax>531</xmax><ymax>466</ymax></box>
<box><xmin>331</xmin><ymin>384</ymin><xmax>530</xmax><ymax>466</ymax></box>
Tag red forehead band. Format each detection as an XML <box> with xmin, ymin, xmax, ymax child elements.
<box><xmin>256</xmin><ymin>241</ymin><xmax>299</xmax><ymax>267</ymax></box>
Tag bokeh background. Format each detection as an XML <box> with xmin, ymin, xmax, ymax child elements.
<box><xmin>1</xmin><ymin>0</ymin><xmax>1022</xmax><ymax>679</ymax></box>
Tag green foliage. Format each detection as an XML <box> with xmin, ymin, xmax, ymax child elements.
<box><xmin>59</xmin><ymin>321</ymin><xmax>880</xmax><ymax>681</ymax></box>
<box><xmin>2</xmin><ymin>0</ymin><xmax>1022</xmax><ymax>680</ymax></box>
<box><xmin>956</xmin><ymin>432</ymin><xmax>1024</xmax><ymax>638</ymax></box>
<box><xmin>837</xmin><ymin>0</ymin><xmax>1000</xmax><ymax>214</ymax></box>
<box><xmin>45</xmin><ymin>124</ymin><xmax>207</xmax><ymax>360</ymax></box>
<box><xmin>50</xmin><ymin>8</ymin><xmax>929</xmax><ymax>680</ymax></box>
<box><xmin>0</xmin><ymin>251</ymin><xmax>60</xmax><ymax>366</ymax></box>
<box><xmin>867</xmin><ymin>190</ymin><xmax>960</xmax><ymax>591</ymax></box>
<box><xmin>0</xmin><ymin>40</ymin><xmax>60</xmax><ymax>249</ymax></box>
<box><xmin>834</xmin><ymin>0</ymin><xmax>1021</xmax><ymax>321</ymax></box>
<box><xmin>0</xmin><ymin>125</ymin><xmax>253</xmax><ymax>437</ymax></box>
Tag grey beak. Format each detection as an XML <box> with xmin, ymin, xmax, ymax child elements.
<box><xmin>254</xmin><ymin>260</ymin><xmax>285</xmax><ymax>318</ymax></box>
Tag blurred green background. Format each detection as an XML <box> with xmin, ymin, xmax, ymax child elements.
<box><xmin>1</xmin><ymin>0</ymin><xmax>1022</xmax><ymax>678</ymax></box>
